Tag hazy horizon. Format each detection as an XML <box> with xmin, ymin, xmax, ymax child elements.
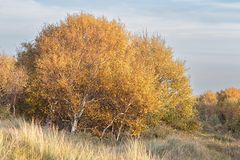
<box><xmin>1</xmin><ymin>0</ymin><xmax>240</xmax><ymax>95</ymax></box>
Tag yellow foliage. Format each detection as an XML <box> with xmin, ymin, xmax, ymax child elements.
<box><xmin>132</xmin><ymin>35</ymin><xmax>196</xmax><ymax>130</ymax></box>
<box><xmin>0</xmin><ymin>54</ymin><xmax>27</xmax><ymax>116</ymax></box>
<box><xmin>19</xmin><ymin>13</ymin><xmax>197</xmax><ymax>137</ymax></box>
<box><xmin>218</xmin><ymin>88</ymin><xmax>240</xmax><ymax>105</ymax></box>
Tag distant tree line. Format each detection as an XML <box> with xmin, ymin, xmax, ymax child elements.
<box><xmin>0</xmin><ymin>13</ymin><xmax>199</xmax><ymax>140</ymax></box>
<box><xmin>197</xmin><ymin>88</ymin><xmax>240</xmax><ymax>137</ymax></box>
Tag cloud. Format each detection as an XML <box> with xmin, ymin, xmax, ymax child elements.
<box><xmin>212</xmin><ymin>3</ymin><xmax>240</xmax><ymax>9</ymax></box>
<box><xmin>172</xmin><ymin>0</ymin><xmax>240</xmax><ymax>8</ymax></box>
<box><xmin>1</xmin><ymin>0</ymin><xmax>240</xmax><ymax>94</ymax></box>
<box><xmin>0</xmin><ymin>0</ymin><xmax>76</xmax><ymax>23</ymax></box>
<box><xmin>192</xmin><ymin>0</ymin><xmax>240</xmax><ymax>10</ymax></box>
<box><xmin>0</xmin><ymin>0</ymin><xmax>76</xmax><ymax>53</ymax></box>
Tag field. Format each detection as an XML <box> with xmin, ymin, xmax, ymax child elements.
<box><xmin>1</xmin><ymin>11</ymin><xmax>240</xmax><ymax>160</ymax></box>
<box><xmin>0</xmin><ymin>119</ymin><xmax>239</xmax><ymax>160</ymax></box>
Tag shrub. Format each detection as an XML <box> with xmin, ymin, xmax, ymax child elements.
<box><xmin>197</xmin><ymin>88</ymin><xmax>240</xmax><ymax>137</ymax></box>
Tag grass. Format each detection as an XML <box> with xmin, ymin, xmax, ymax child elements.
<box><xmin>0</xmin><ymin>119</ymin><xmax>239</xmax><ymax>160</ymax></box>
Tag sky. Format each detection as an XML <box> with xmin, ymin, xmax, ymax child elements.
<box><xmin>0</xmin><ymin>0</ymin><xmax>240</xmax><ymax>94</ymax></box>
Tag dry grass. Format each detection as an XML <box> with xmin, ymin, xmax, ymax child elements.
<box><xmin>0</xmin><ymin>119</ymin><xmax>239</xmax><ymax>160</ymax></box>
<box><xmin>0</xmin><ymin>119</ymin><xmax>154</xmax><ymax>160</ymax></box>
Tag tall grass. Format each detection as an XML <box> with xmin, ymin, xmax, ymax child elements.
<box><xmin>0</xmin><ymin>119</ymin><xmax>238</xmax><ymax>160</ymax></box>
<box><xmin>0</xmin><ymin>119</ymin><xmax>154</xmax><ymax>160</ymax></box>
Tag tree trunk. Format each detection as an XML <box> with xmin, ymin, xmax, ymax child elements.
<box><xmin>12</xmin><ymin>92</ymin><xmax>17</xmax><ymax>117</ymax></box>
<box><xmin>116</xmin><ymin>104</ymin><xmax>130</xmax><ymax>141</ymax></box>
<box><xmin>71</xmin><ymin>114</ymin><xmax>79</xmax><ymax>133</ymax></box>
<box><xmin>116</xmin><ymin>122</ymin><xmax>123</xmax><ymax>141</ymax></box>
<box><xmin>70</xmin><ymin>94</ymin><xmax>88</xmax><ymax>133</ymax></box>
<box><xmin>45</xmin><ymin>118</ymin><xmax>52</xmax><ymax>129</ymax></box>
<box><xmin>101</xmin><ymin>120</ymin><xmax>114</xmax><ymax>139</ymax></box>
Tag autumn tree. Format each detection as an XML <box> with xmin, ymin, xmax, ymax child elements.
<box><xmin>217</xmin><ymin>88</ymin><xmax>240</xmax><ymax>105</ymax></box>
<box><xmin>197</xmin><ymin>91</ymin><xmax>218</xmax><ymax>121</ymax></box>
<box><xmin>0</xmin><ymin>54</ymin><xmax>27</xmax><ymax>116</ymax></box>
<box><xmin>217</xmin><ymin>88</ymin><xmax>240</xmax><ymax>130</ymax></box>
<box><xmin>18</xmin><ymin>13</ymin><xmax>198</xmax><ymax>138</ymax></box>
<box><xmin>21</xmin><ymin>14</ymin><xmax>159</xmax><ymax>138</ymax></box>
<box><xmin>17</xmin><ymin>42</ymin><xmax>39</xmax><ymax>75</ymax></box>
<box><xmin>197</xmin><ymin>88</ymin><xmax>240</xmax><ymax>135</ymax></box>
<box><xmin>131</xmin><ymin>35</ymin><xmax>198</xmax><ymax>130</ymax></box>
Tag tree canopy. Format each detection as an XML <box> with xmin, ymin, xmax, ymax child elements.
<box><xmin>17</xmin><ymin>13</ymin><xmax>197</xmax><ymax>138</ymax></box>
<box><xmin>0</xmin><ymin>55</ymin><xmax>27</xmax><ymax>116</ymax></box>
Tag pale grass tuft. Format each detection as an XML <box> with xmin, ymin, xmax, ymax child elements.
<box><xmin>0</xmin><ymin>119</ymin><xmax>239</xmax><ymax>160</ymax></box>
<box><xmin>0</xmin><ymin>119</ymin><xmax>154</xmax><ymax>160</ymax></box>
